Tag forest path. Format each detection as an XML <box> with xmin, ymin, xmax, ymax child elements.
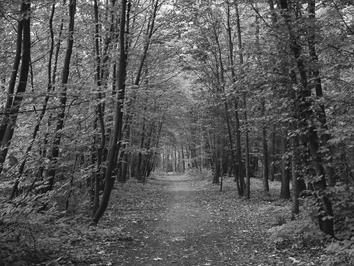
<box><xmin>13</xmin><ymin>172</ymin><xmax>326</xmax><ymax>266</ymax></box>
<box><xmin>110</xmin><ymin>173</ymin><xmax>312</xmax><ymax>266</ymax></box>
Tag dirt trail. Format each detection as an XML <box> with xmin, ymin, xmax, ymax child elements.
<box><xmin>0</xmin><ymin>173</ymin><xmax>326</xmax><ymax>266</ymax></box>
<box><xmin>154</xmin><ymin>174</ymin><xmax>211</xmax><ymax>236</ymax></box>
<box><xmin>120</xmin><ymin>173</ymin><xmax>269</xmax><ymax>266</ymax></box>
<box><xmin>115</xmin><ymin>173</ymin><xmax>322</xmax><ymax>266</ymax></box>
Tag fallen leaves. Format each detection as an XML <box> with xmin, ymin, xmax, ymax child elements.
<box><xmin>0</xmin><ymin>174</ymin><xmax>332</xmax><ymax>266</ymax></box>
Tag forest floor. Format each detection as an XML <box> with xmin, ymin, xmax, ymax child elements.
<box><xmin>0</xmin><ymin>172</ymin><xmax>333</xmax><ymax>266</ymax></box>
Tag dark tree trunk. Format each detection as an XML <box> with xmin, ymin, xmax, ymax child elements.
<box><xmin>92</xmin><ymin>0</ymin><xmax>107</xmax><ymax>216</ymax></box>
<box><xmin>234</xmin><ymin>1</ymin><xmax>246</xmax><ymax>196</ymax></box>
<box><xmin>291</xmin><ymin>134</ymin><xmax>301</xmax><ymax>217</ymax></box>
<box><xmin>135</xmin><ymin>120</ymin><xmax>146</xmax><ymax>181</ymax></box>
<box><xmin>213</xmin><ymin>155</ymin><xmax>221</xmax><ymax>185</ymax></box>
<box><xmin>279</xmin><ymin>0</ymin><xmax>334</xmax><ymax>236</ymax></box>
<box><xmin>280</xmin><ymin>132</ymin><xmax>290</xmax><ymax>199</ymax></box>
<box><xmin>234</xmin><ymin>101</ymin><xmax>243</xmax><ymax>195</ymax></box>
<box><xmin>92</xmin><ymin>0</ymin><xmax>127</xmax><ymax>225</ymax></box>
<box><xmin>118</xmin><ymin>0</ymin><xmax>158</xmax><ymax>181</ymax></box>
<box><xmin>270</xmin><ymin>125</ymin><xmax>276</xmax><ymax>182</ymax></box>
<box><xmin>181</xmin><ymin>145</ymin><xmax>185</xmax><ymax>173</ymax></box>
<box><xmin>261</xmin><ymin>99</ymin><xmax>269</xmax><ymax>192</ymax></box>
<box><xmin>307</xmin><ymin>0</ymin><xmax>336</xmax><ymax>187</ymax></box>
<box><xmin>46</xmin><ymin>0</ymin><xmax>76</xmax><ymax>191</ymax></box>
<box><xmin>10</xmin><ymin>1</ymin><xmax>55</xmax><ymax>199</ymax></box>
<box><xmin>0</xmin><ymin>0</ymin><xmax>31</xmax><ymax>174</ymax></box>
<box><xmin>244</xmin><ymin>92</ymin><xmax>251</xmax><ymax>199</ymax></box>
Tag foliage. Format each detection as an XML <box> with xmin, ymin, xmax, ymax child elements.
<box><xmin>0</xmin><ymin>0</ymin><xmax>354</xmax><ymax>264</ymax></box>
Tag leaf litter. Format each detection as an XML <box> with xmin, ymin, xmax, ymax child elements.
<box><xmin>0</xmin><ymin>173</ymin><xmax>331</xmax><ymax>265</ymax></box>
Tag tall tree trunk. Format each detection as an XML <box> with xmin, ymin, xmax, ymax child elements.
<box><xmin>270</xmin><ymin>125</ymin><xmax>276</xmax><ymax>182</ymax></box>
<box><xmin>261</xmin><ymin>99</ymin><xmax>269</xmax><ymax>192</ymax></box>
<box><xmin>92</xmin><ymin>0</ymin><xmax>127</xmax><ymax>225</ymax></box>
<box><xmin>91</xmin><ymin>0</ymin><xmax>107</xmax><ymax>215</ymax></box>
<box><xmin>181</xmin><ymin>145</ymin><xmax>185</xmax><ymax>173</ymax></box>
<box><xmin>46</xmin><ymin>0</ymin><xmax>76</xmax><ymax>191</ymax></box>
<box><xmin>234</xmin><ymin>1</ymin><xmax>246</xmax><ymax>195</ymax></box>
<box><xmin>280</xmin><ymin>131</ymin><xmax>290</xmax><ymax>199</ymax></box>
<box><xmin>220</xmin><ymin>9</ymin><xmax>240</xmax><ymax>192</ymax></box>
<box><xmin>118</xmin><ymin>0</ymin><xmax>159</xmax><ymax>181</ymax></box>
<box><xmin>0</xmin><ymin>0</ymin><xmax>31</xmax><ymax>174</ymax></box>
<box><xmin>11</xmin><ymin>1</ymin><xmax>56</xmax><ymax>199</ymax></box>
<box><xmin>244</xmin><ymin>92</ymin><xmax>251</xmax><ymax>199</ymax></box>
<box><xmin>136</xmin><ymin>120</ymin><xmax>146</xmax><ymax>181</ymax></box>
<box><xmin>291</xmin><ymin>134</ymin><xmax>300</xmax><ymax>217</ymax></box>
<box><xmin>0</xmin><ymin>2</ymin><xmax>25</xmax><ymax>144</ymax></box>
<box><xmin>279</xmin><ymin>0</ymin><xmax>334</xmax><ymax>236</ymax></box>
<box><xmin>307</xmin><ymin>0</ymin><xmax>336</xmax><ymax>187</ymax></box>
<box><xmin>225</xmin><ymin>2</ymin><xmax>241</xmax><ymax>194</ymax></box>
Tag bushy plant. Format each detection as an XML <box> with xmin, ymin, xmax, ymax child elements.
<box><xmin>269</xmin><ymin>217</ymin><xmax>327</xmax><ymax>250</ymax></box>
<box><xmin>324</xmin><ymin>239</ymin><xmax>354</xmax><ymax>266</ymax></box>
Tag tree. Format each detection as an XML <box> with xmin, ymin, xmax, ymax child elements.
<box><xmin>91</xmin><ymin>0</ymin><xmax>128</xmax><ymax>225</ymax></box>
<box><xmin>0</xmin><ymin>0</ymin><xmax>31</xmax><ymax>174</ymax></box>
<box><xmin>278</xmin><ymin>0</ymin><xmax>334</xmax><ymax>236</ymax></box>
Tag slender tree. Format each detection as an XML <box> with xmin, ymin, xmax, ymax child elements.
<box><xmin>279</xmin><ymin>0</ymin><xmax>334</xmax><ymax>236</ymax></box>
<box><xmin>45</xmin><ymin>0</ymin><xmax>76</xmax><ymax>192</ymax></box>
<box><xmin>0</xmin><ymin>0</ymin><xmax>31</xmax><ymax>174</ymax></box>
<box><xmin>10</xmin><ymin>1</ymin><xmax>57</xmax><ymax>199</ymax></box>
<box><xmin>92</xmin><ymin>0</ymin><xmax>128</xmax><ymax>225</ymax></box>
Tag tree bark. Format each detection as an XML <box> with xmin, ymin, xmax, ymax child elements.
<box><xmin>0</xmin><ymin>1</ymin><xmax>25</xmax><ymax>145</ymax></box>
<box><xmin>92</xmin><ymin>0</ymin><xmax>127</xmax><ymax>225</ymax></box>
<box><xmin>261</xmin><ymin>99</ymin><xmax>269</xmax><ymax>192</ymax></box>
<box><xmin>270</xmin><ymin>125</ymin><xmax>276</xmax><ymax>182</ymax></box>
<box><xmin>10</xmin><ymin>1</ymin><xmax>56</xmax><ymax>199</ymax></box>
<box><xmin>181</xmin><ymin>145</ymin><xmax>185</xmax><ymax>173</ymax></box>
<box><xmin>280</xmin><ymin>131</ymin><xmax>290</xmax><ymax>199</ymax></box>
<box><xmin>291</xmin><ymin>134</ymin><xmax>300</xmax><ymax>217</ymax></box>
<box><xmin>244</xmin><ymin>92</ymin><xmax>251</xmax><ymax>199</ymax></box>
<box><xmin>234</xmin><ymin>1</ymin><xmax>246</xmax><ymax>195</ymax></box>
<box><xmin>46</xmin><ymin>0</ymin><xmax>76</xmax><ymax>191</ymax></box>
<box><xmin>279</xmin><ymin>0</ymin><xmax>334</xmax><ymax>236</ymax></box>
<box><xmin>307</xmin><ymin>0</ymin><xmax>336</xmax><ymax>187</ymax></box>
<box><xmin>118</xmin><ymin>0</ymin><xmax>159</xmax><ymax>181</ymax></box>
<box><xmin>0</xmin><ymin>0</ymin><xmax>31</xmax><ymax>174</ymax></box>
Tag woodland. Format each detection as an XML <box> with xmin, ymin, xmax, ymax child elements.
<box><xmin>0</xmin><ymin>0</ymin><xmax>354</xmax><ymax>265</ymax></box>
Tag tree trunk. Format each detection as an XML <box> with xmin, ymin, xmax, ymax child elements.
<box><xmin>181</xmin><ymin>145</ymin><xmax>185</xmax><ymax>173</ymax></box>
<box><xmin>118</xmin><ymin>0</ymin><xmax>159</xmax><ymax>181</ymax></box>
<box><xmin>10</xmin><ymin>1</ymin><xmax>56</xmax><ymax>198</ymax></box>
<box><xmin>92</xmin><ymin>0</ymin><xmax>127</xmax><ymax>225</ymax></box>
<box><xmin>307</xmin><ymin>0</ymin><xmax>336</xmax><ymax>187</ymax></box>
<box><xmin>92</xmin><ymin>0</ymin><xmax>108</xmax><ymax>216</ymax></box>
<box><xmin>0</xmin><ymin>0</ymin><xmax>31</xmax><ymax>174</ymax></box>
<box><xmin>261</xmin><ymin>99</ymin><xmax>269</xmax><ymax>192</ymax></box>
<box><xmin>225</xmin><ymin>101</ymin><xmax>239</xmax><ymax>193</ymax></box>
<box><xmin>291</xmin><ymin>134</ymin><xmax>300</xmax><ymax>217</ymax></box>
<box><xmin>46</xmin><ymin>0</ymin><xmax>76</xmax><ymax>191</ymax></box>
<box><xmin>213</xmin><ymin>152</ymin><xmax>221</xmax><ymax>184</ymax></box>
<box><xmin>280</xmin><ymin>131</ymin><xmax>290</xmax><ymax>199</ymax></box>
<box><xmin>244</xmin><ymin>93</ymin><xmax>251</xmax><ymax>199</ymax></box>
<box><xmin>136</xmin><ymin>120</ymin><xmax>146</xmax><ymax>181</ymax></box>
<box><xmin>270</xmin><ymin>125</ymin><xmax>276</xmax><ymax>182</ymax></box>
<box><xmin>279</xmin><ymin>0</ymin><xmax>334</xmax><ymax>236</ymax></box>
<box><xmin>234</xmin><ymin>1</ymin><xmax>246</xmax><ymax>195</ymax></box>
<box><xmin>0</xmin><ymin>2</ymin><xmax>25</xmax><ymax>144</ymax></box>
